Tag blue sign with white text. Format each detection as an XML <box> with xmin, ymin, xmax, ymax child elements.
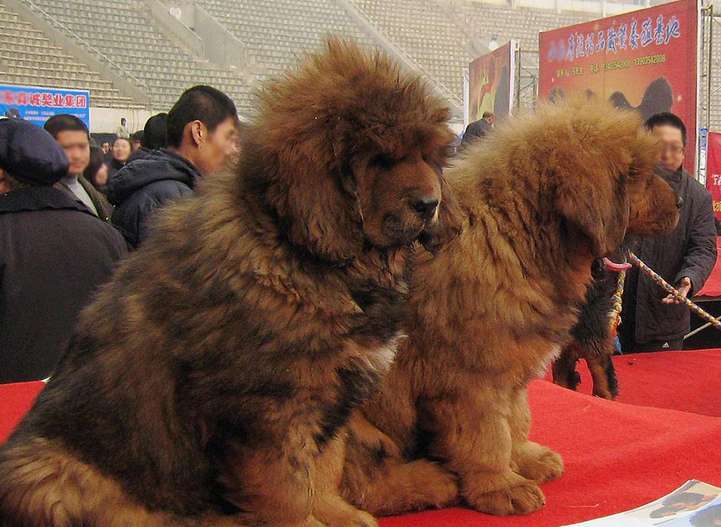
<box><xmin>0</xmin><ymin>84</ymin><xmax>90</xmax><ymax>128</ymax></box>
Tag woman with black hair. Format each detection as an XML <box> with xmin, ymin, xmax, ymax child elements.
<box><xmin>108</xmin><ymin>136</ymin><xmax>132</xmax><ymax>179</ymax></box>
<box><xmin>84</xmin><ymin>145</ymin><xmax>110</xmax><ymax>194</ymax></box>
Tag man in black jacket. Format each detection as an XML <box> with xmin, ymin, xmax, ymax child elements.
<box><xmin>0</xmin><ymin>118</ymin><xmax>127</xmax><ymax>383</ymax></box>
<box><xmin>107</xmin><ymin>86</ymin><xmax>239</xmax><ymax>248</ymax></box>
<box><xmin>620</xmin><ymin>113</ymin><xmax>718</xmax><ymax>352</ymax></box>
<box><xmin>461</xmin><ymin>111</ymin><xmax>495</xmax><ymax>146</ymax></box>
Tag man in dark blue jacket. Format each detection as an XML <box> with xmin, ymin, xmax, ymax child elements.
<box><xmin>107</xmin><ymin>86</ymin><xmax>239</xmax><ymax>248</ymax></box>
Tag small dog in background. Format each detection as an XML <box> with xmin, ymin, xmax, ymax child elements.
<box><xmin>553</xmin><ymin>255</ymin><xmax>623</xmax><ymax>399</ymax></box>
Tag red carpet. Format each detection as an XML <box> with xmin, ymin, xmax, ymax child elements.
<box><xmin>551</xmin><ymin>348</ymin><xmax>721</xmax><ymax>417</ymax></box>
<box><xmin>2</xmin><ymin>351</ymin><xmax>721</xmax><ymax>527</ymax></box>
<box><xmin>696</xmin><ymin>237</ymin><xmax>721</xmax><ymax>298</ymax></box>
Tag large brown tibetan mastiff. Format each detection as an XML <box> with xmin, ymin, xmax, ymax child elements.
<box><xmin>0</xmin><ymin>40</ymin><xmax>461</xmax><ymax>527</ymax></box>
<box><xmin>340</xmin><ymin>101</ymin><xmax>680</xmax><ymax>516</ymax></box>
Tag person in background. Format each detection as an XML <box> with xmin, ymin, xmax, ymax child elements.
<box><xmin>101</xmin><ymin>141</ymin><xmax>111</xmax><ymax>156</ymax></box>
<box><xmin>461</xmin><ymin>111</ymin><xmax>495</xmax><ymax>146</ymax></box>
<box><xmin>620</xmin><ymin>112</ymin><xmax>717</xmax><ymax>352</ymax></box>
<box><xmin>44</xmin><ymin>114</ymin><xmax>113</xmax><ymax>221</ymax></box>
<box><xmin>127</xmin><ymin>112</ymin><xmax>168</xmax><ymax>163</ymax></box>
<box><xmin>715</xmin><ymin>217</ymin><xmax>721</xmax><ymax>236</ymax></box>
<box><xmin>107</xmin><ymin>85</ymin><xmax>238</xmax><ymax>248</ymax></box>
<box><xmin>115</xmin><ymin>117</ymin><xmax>130</xmax><ymax>139</ymax></box>
<box><xmin>108</xmin><ymin>136</ymin><xmax>132</xmax><ymax>179</ymax></box>
<box><xmin>84</xmin><ymin>145</ymin><xmax>110</xmax><ymax>194</ymax></box>
<box><xmin>0</xmin><ymin>118</ymin><xmax>127</xmax><ymax>383</ymax></box>
<box><xmin>130</xmin><ymin>130</ymin><xmax>143</xmax><ymax>153</ymax></box>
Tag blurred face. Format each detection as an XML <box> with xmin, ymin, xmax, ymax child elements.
<box><xmin>131</xmin><ymin>140</ymin><xmax>141</xmax><ymax>152</ymax></box>
<box><xmin>113</xmin><ymin>139</ymin><xmax>131</xmax><ymax>163</ymax></box>
<box><xmin>56</xmin><ymin>130</ymin><xmax>90</xmax><ymax>176</ymax></box>
<box><xmin>651</xmin><ymin>124</ymin><xmax>685</xmax><ymax>172</ymax></box>
<box><xmin>101</xmin><ymin>142</ymin><xmax>110</xmax><ymax>154</ymax></box>
<box><xmin>95</xmin><ymin>163</ymin><xmax>109</xmax><ymax>186</ymax></box>
<box><xmin>192</xmin><ymin>117</ymin><xmax>238</xmax><ymax>175</ymax></box>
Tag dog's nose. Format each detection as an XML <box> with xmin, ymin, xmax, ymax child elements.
<box><xmin>412</xmin><ymin>197</ymin><xmax>439</xmax><ymax>221</ymax></box>
<box><xmin>676</xmin><ymin>195</ymin><xmax>684</xmax><ymax>209</ymax></box>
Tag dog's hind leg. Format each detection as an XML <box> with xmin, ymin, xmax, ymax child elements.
<box><xmin>552</xmin><ymin>343</ymin><xmax>581</xmax><ymax>391</ymax></box>
<box><xmin>0</xmin><ymin>438</ymin><xmax>246</xmax><ymax>527</ymax></box>
<box><xmin>586</xmin><ymin>345</ymin><xmax>618</xmax><ymax>399</ymax></box>
<box><xmin>340</xmin><ymin>414</ymin><xmax>458</xmax><ymax>516</ymax></box>
<box><xmin>312</xmin><ymin>430</ymin><xmax>379</xmax><ymax>527</ymax></box>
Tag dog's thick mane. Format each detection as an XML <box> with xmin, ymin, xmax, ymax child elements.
<box><xmin>239</xmin><ymin>38</ymin><xmax>453</xmax><ymax>264</ymax></box>
<box><xmin>411</xmin><ymin>101</ymin><xmax>656</xmax><ymax>346</ymax></box>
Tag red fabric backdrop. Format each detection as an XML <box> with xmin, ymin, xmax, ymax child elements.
<box><xmin>2</xmin><ymin>350</ymin><xmax>721</xmax><ymax>527</ymax></box>
<box><xmin>706</xmin><ymin>132</ymin><xmax>721</xmax><ymax>222</ymax></box>
<box><xmin>696</xmin><ymin>237</ymin><xmax>721</xmax><ymax>298</ymax></box>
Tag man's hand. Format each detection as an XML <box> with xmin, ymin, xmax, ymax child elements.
<box><xmin>662</xmin><ymin>277</ymin><xmax>692</xmax><ymax>304</ymax></box>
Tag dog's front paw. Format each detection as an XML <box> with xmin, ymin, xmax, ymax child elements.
<box><xmin>513</xmin><ymin>442</ymin><xmax>564</xmax><ymax>483</ymax></box>
<box><xmin>463</xmin><ymin>474</ymin><xmax>545</xmax><ymax>515</ymax></box>
<box><xmin>313</xmin><ymin>496</ymin><xmax>378</xmax><ymax>527</ymax></box>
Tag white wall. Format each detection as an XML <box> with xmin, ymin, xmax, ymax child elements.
<box><xmin>90</xmin><ymin>107</ymin><xmax>154</xmax><ymax>134</ymax></box>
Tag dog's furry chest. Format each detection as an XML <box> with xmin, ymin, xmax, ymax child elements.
<box><xmin>310</xmin><ymin>283</ymin><xmax>407</xmax><ymax>448</ymax></box>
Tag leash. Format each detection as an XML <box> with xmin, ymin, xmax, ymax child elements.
<box><xmin>627</xmin><ymin>252</ymin><xmax>721</xmax><ymax>332</ymax></box>
<box><xmin>609</xmin><ymin>269</ymin><xmax>626</xmax><ymax>332</ymax></box>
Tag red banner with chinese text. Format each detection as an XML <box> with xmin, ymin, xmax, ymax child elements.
<box><xmin>539</xmin><ymin>0</ymin><xmax>698</xmax><ymax>171</ymax></box>
<box><xmin>706</xmin><ymin>132</ymin><xmax>721</xmax><ymax>221</ymax></box>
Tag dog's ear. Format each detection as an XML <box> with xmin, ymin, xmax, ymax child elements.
<box><xmin>263</xmin><ymin>140</ymin><xmax>363</xmax><ymax>263</ymax></box>
<box><xmin>555</xmin><ymin>169</ymin><xmax>629</xmax><ymax>258</ymax></box>
<box><xmin>420</xmin><ymin>174</ymin><xmax>464</xmax><ymax>254</ymax></box>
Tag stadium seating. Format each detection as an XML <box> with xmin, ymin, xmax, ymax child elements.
<box><xmin>0</xmin><ymin>0</ymin><xmax>137</xmax><ymax>108</ymax></box>
<box><xmin>198</xmin><ymin>0</ymin><xmax>375</xmax><ymax>86</ymax></box>
<box><xmin>17</xmin><ymin>0</ymin><xmax>254</xmax><ymax>114</ymax></box>
<box><xmin>2</xmin><ymin>0</ymin><xmax>720</xmax><ymax>128</ymax></box>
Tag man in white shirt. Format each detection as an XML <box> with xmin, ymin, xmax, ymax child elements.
<box><xmin>115</xmin><ymin>117</ymin><xmax>130</xmax><ymax>139</ymax></box>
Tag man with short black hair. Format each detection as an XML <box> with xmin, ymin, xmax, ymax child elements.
<box><xmin>107</xmin><ymin>86</ymin><xmax>239</xmax><ymax>248</ymax></box>
<box><xmin>126</xmin><ymin>112</ymin><xmax>168</xmax><ymax>163</ymax></box>
<box><xmin>44</xmin><ymin>114</ymin><xmax>113</xmax><ymax>221</ymax></box>
<box><xmin>620</xmin><ymin>112</ymin><xmax>717</xmax><ymax>352</ymax></box>
<box><xmin>0</xmin><ymin>118</ymin><xmax>127</xmax><ymax>382</ymax></box>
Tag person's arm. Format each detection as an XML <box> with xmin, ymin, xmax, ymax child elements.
<box><xmin>664</xmin><ymin>190</ymin><xmax>718</xmax><ymax>302</ymax></box>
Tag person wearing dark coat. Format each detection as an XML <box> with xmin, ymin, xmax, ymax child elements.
<box><xmin>126</xmin><ymin>112</ymin><xmax>169</xmax><ymax>164</ymax></box>
<box><xmin>620</xmin><ymin>113</ymin><xmax>717</xmax><ymax>352</ymax></box>
<box><xmin>461</xmin><ymin>111</ymin><xmax>495</xmax><ymax>146</ymax></box>
<box><xmin>107</xmin><ymin>149</ymin><xmax>201</xmax><ymax>247</ymax></box>
<box><xmin>44</xmin><ymin>114</ymin><xmax>114</xmax><ymax>221</ymax></box>
<box><xmin>107</xmin><ymin>86</ymin><xmax>239</xmax><ymax>248</ymax></box>
<box><xmin>0</xmin><ymin>118</ymin><xmax>128</xmax><ymax>383</ymax></box>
